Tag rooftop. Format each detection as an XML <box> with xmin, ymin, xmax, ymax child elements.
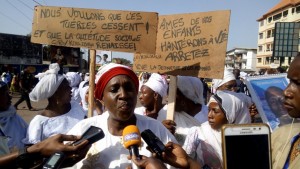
<box><xmin>257</xmin><ymin>0</ymin><xmax>300</xmax><ymax>21</ymax></box>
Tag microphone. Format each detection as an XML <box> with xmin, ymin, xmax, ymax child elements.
<box><xmin>122</xmin><ymin>125</ymin><xmax>142</xmax><ymax>161</ymax></box>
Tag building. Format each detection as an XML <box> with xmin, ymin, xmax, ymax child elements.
<box><xmin>225</xmin><ymin>48</ymin><xmax>257</xmax><ymax>73</ymax></box>
<box><xmin>256</xmin><ymin>0</ymin><xmax>300</xmax><ymax>69</ymax></box>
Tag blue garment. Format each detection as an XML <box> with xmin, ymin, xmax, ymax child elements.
<box><xmin>0</xmin><ymin>105</ymin><xmax>28</xmax><ymax>151</ymax></box>
<box><xmin>283</xmin><ymin>134</ymin><xmax>300</xmax><ymax>169</ymax></box>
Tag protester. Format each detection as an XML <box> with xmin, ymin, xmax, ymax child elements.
<box><xmin>79</xmin><ymin>81</ymin><xmax>104</xmax><ymax>116</ymax></box>
<box><xmin>159</xmin><ymin>76</ymin><xmax>208</xmax><ymax>145</ymax></box>
<box><xmin>14</xmin><ymin>68</ymin><xmax>36</xmax><ymax>111</ymax></box>
<box><xmin>9</xmin><ymin>75</ymin><xmax>18</xmax><ymax>94</ymax></box>
<box><xmin>0</xmin><ymin>134</ymin><xmax>89</xmax><ymax>168</ymax></box>
<box><xmin>0</xmin><ymin>81</ymin><xmax>27</xmax><ymax>155</ymax></box>
<box><xmin>135</xmin><ymin>73</ymin><xmax>168</xmax><ymax>119</ymax></box>
<box><xmin>233</xmin><ymin>68</ymin><xmax>246</xmax><ymax>93</ymax></box>
<box><xmin>183</xmin><ymin>90</ymin><xmax>252</xmax><ymax>168</ymax></box>
<box><xmin>65</xmin><ymin>72</ymin><xmax>82</xmax><ymax>103</ymax></box>
<box><xmin>22</xmin><ymin>63</ymin><xmax>85</xmax><ymax>144</ymax></box>
<box><xmin>67</xmin><ymin>63</ymin><xmax>177</xmax><ymax>168</ymax></box>
<box><xmin>213</xmin><ymin>68</ymin><xmax>255</xmax><ymax>123</ymax></box>
<box><xmin>272</xmin><ymin>56</ymin><xmax>300</xmax><ymax>169</ymax></box>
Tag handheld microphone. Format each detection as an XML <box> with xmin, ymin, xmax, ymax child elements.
<box><xmin>122</xmin><ymin>125</ymin><xmax>141</xmax><ymax>160</ymax></box>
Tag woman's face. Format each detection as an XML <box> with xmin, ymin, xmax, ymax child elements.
<box><xmin>218</xmin><ymin>80</ymin><xmax>238</xmax><ymax>92</ymax></box>
<box><xmin>208</xmin><ymin>102</ymin><xmax>228</xmax><ymax>130</ymax></box>
<box><xmin>54</xmin><ymin>79</ymin><xmax>72</xmax><ymax>104</ymax></box>
<box><xmin>102</xmin><ymin>75</ymin><xmax>137</xmax><ymax>121</ymax></box>
<box><xmin>139</xmin><ymin>85</ymin><xmax>155</xmax><ymax>108</ymax></box>
<box><xmin>0</xmin><ymin>85</ymin><xmax>11</xmax><ymax>111</ymax></box>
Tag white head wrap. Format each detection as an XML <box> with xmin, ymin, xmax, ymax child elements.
<box><xmin>79</xmin><ymin>85</ymin><xmax>89</xmax><ymax>110</ymax></box>
<box><xmin>65</xmin><ymin>72</ymin><xmax>81</xmax><ymax>87</ymax></box>
<box><xmin>144</xmin><ymin>73</ymin><xmax>168</xmax><ymax>97</ymax></box>
<box><xmin>240</xmin><ymin>71</ymin><xmax>248</xmax><ymax>79</ymax></box>
<box><xmin>212</xmin><ymin>69</ymin><xmax>236</xmax><ymax>92</ymax></box>
<box><xmin>29</xmin><ymin>63</ymin><xmax>65</xmax><ymax>102</ymax></box>
<box><xmin>177</xmin><ymin>76</ymin><xmax>204</xmax><ymax>105</ymax></box>
<box><xmin>208</xmin><ymin>90</ymin><xmax>251</xmax><ymax>124</ymax></box>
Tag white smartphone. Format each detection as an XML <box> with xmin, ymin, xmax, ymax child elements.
<box><xmin>222</xmin><ymin>123</ymin><xmax>272</xmax><ymax>169</ymax></box>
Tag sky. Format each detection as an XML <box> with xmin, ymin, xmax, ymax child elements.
<box><xmin>0</xmin><ymin>0</ymin><xmax>281</xmax><ymax>62</ymax></box>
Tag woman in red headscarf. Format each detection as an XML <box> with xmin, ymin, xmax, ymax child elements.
<box><xmin>67</xmin><ymin>63</ymin><xmax>177</xmax><ymax>168</ymax></box>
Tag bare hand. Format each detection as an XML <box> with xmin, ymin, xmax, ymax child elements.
<box><xmin>162</xmin><ymin>120</ymin><xmax>176</xmax><ymax>134</ymax></box>
<box><xmin>128</xmin><ymin>155</ymin><xmax>167</xmax><ymax>169</ymax></box>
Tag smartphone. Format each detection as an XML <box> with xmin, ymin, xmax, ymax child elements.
<box><xmin>43</xmin><ymin>152</ymin><xmax>65</xmax><ymax>169</ymax></box>
<box><xmin>72</xmin><ymin>126</ymin><xmax>105</xmax><ymax>146</ymax></box>
<box><xmin>222</xmin><ymin>124</ymin><xmax>272</xmax><ymax>169</ymax></box>
<box><xmin>141</xmin><ymin>129</ymin><xmax>166</xmax><ymax>158</ymax></box>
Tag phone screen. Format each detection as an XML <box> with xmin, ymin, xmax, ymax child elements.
<box><xmin>223</xmin><ymin>125</ymin><xmax>271</xmax><ymax>169</ymax></box>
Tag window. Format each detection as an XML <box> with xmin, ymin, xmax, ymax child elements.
<box><xmin>273</xmin><ymin>13</ymin><xmax>282</xmax><ymax>21</ymax></box>
<box><xmin>257</xmin><ymin>58</ymin><xmax>262</xmax><ymax>63</ymax></box>
<box><xmin>259</xmin><ymin>33</ymin><xmax>263</xmax><ymax>39</ymax></box>
<box><xmin>266</xmin><ymin>44</ymin><xmax>273</xmax><ymax>52</ymax></box>
<box><xmin>258</xmin><ymin>46</ymin><xmax>263</xmax><ymax>52</ymax></box>
<box><xmin>292</xmin><ymin>8</ymin><xmax>295</xmax><ymax>14</ymax></box>
<box><xmin>283</xmin><ymin>10</ymin><xmax>288</xmax><ymax>17</ymax></box>
<box><xmin>296</xmin><ymin>6</ymin><xmax>300</xmax><ymax>13</ymax></box>
<box><xmin>260</xmin><ymin>20</ymin><xmax>264</xmax><ymax>26</ymax></box>
<box><xmin>268</xmin><ymin>17</ymin><xmax>272</xmax><ymax>23</ymax></box>
<box><xmin>267</xmin><ymin>30</ymin><xmax>272</xmax><ymax>38</ymax></box>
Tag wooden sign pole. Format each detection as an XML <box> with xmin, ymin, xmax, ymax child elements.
<box><xmin>88</xmin><ymin>49</ymin><xmax>96</xmax><ymax>118</ymax></box>
<box><xmin>166</xmin><ymin>75</ymin><xmax>177</xmax><ymax>120</ymax></box>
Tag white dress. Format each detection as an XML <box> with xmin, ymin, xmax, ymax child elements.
<box><xmin>183</xmin><ymin>122</ymin><xmax>223</xmax><ymax>169</ymax></box>
<box><xmin>134</xmin><ymin>104</ymin><xmax>167</xmax><ymax>116</ymax></box>
<box><xmin>66</xmin><ymin>112</ymin><xmax>177</xmax><ymax>169</ymax></box>
<box><xmin>22</xmin><ymin>101</ymin><xmax>86</xmax><ymax>144</ymax></box>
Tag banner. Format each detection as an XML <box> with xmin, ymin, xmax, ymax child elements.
<box><xmin>32</xmin><ymin>6</ymin><xmax>158</xmax><ymax>54</ymax></box>
<box><xmin>133</xmin><ymin>10</ymin><xmax>230</xmax><ymax>78</ymax></box>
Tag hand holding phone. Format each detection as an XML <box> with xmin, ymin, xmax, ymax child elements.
<box><xmin>141</xmin><ymin>129</ymin><xmax>166</xmax><ymax>158</ymax></box>
<box><xmin>72</xmin><ymin>126</ymin><xmax>105</xmax><ymax>146</ymax></box>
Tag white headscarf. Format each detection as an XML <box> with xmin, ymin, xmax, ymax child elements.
<box><xmin>144</xmin><ymin>73</ymin><xmax>168</xmax><ymax>97</ymax></box>
<box><xmin>65</xmin><ymin>72</ymin><xmax>81</xmax><ymax>87</ymax></box>
<box><xmin>208</xmin><ymin>90</ymin><xmax>251</xmax><ymax>124</ymax></box>
<box><xmin>177</xmin><ymin>76</ymin><xmax>204</xmax><ymax>105</ymax></box>
<box><xmin>79</xmin><ymin>85</ymin><xmax>89</xmax><ymax>111</ymax></box>
<box><xmin>212</xmin><ymin>69</ymin><xmax>236</xmax><ymax>92</ymax></box>
<box><xmin>29</xmin><ymin>63</ymin><xmax>65</xmax><ymax>102</ymax></box>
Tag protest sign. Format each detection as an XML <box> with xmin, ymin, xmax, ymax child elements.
<box><xmin>133</xmin><ymin>10</ymin><xmax>230</xmax><ymax>79</ymax></box>
<box><xmin>31</xmin><ymin>6</ymin><xmax>158</xmax><ymax>54</ymax></box>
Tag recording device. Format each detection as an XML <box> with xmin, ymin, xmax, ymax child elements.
<box><xmin>141</xmin><ymin>129</ymin><xmax>165</xmax><ymax>159</ymax></box>
<box><xmin>222</xmin><ymin>124</ymin><xmax>271</xmax><ymax>169</ymax></box>
<box><xmin>122</xmin><ymin>125</ymin><xmax>142</xmax><ymax>169</ymax></box>
<box><xmin>72</xmin><ymin>126</ymin><xmax>105</xmax><ymax>146</ymax></box>
<box><xmin>43</xmin><ymin>152</ymin><xmax>65</xmax><ymax>169</ymax></box>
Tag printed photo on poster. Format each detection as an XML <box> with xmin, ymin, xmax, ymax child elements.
<box><xmin>244</xmin><ymin>74</ymin><xmax>293</xmax><ymax>131</ymax></box>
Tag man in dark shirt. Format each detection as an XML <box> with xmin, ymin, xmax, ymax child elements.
<box><xmin>14</xmin><ymin>68</ymin><xmax>36</xmax><ymax>111</ymax></box>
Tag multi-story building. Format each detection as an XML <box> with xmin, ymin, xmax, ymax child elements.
<box><xmin>225</xmin><ymin>48</ymin><xmax>257</xmax><ymax>73</ymax></box>
<box><xmin>256</xmin><ymin>0</ymin><xmax>300</xmax><ymax>69</ymax></box>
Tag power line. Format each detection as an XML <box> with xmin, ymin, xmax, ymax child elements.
<box><xmin>17</xmin><ymin>0</ymin><xmax>34</xmax><ymax>10</ymax></box>
<box><xmin>32</xmin><ymin>0</ymin><xmax>43</xmax><ymax>6</ymax></box>
<box><xmin>0</xmin><ymin>10</ymin><xmax>31</xmax><ymax>32</ymax></box>
<box><xmin>6</xmin><ymin>0</ymin><xmax>32</xmax><ymax>22</ymax></box>
<box><xmin>42</xmin><ymin>0</ymin><xmax>47</xmax><ymax>6</ymax></box>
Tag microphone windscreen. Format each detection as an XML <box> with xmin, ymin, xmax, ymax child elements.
<box><xmin>122</xmin><ymin>125</ymin><xmax>141</xmax><ymax>149</ymax></box>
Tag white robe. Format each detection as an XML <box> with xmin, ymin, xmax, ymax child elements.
<box><xmin>66</xmin><ymin>112</ymin><xmax>177</xmax><ymax>169</ymax></box>
<box><xmin>22</xmin><ymin>101</ymin><xmax>85</xmax><ymax>144</ymax></box>
<box><xmin>183</xmin><ymin>122</ymin><xmax>223</xmax><ymax>169</ymax></box>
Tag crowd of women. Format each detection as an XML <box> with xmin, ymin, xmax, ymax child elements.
<box><xmin>0</xmin><ymin>57</ymin><xmax>299</xmax><ymax>168</ymax></box>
